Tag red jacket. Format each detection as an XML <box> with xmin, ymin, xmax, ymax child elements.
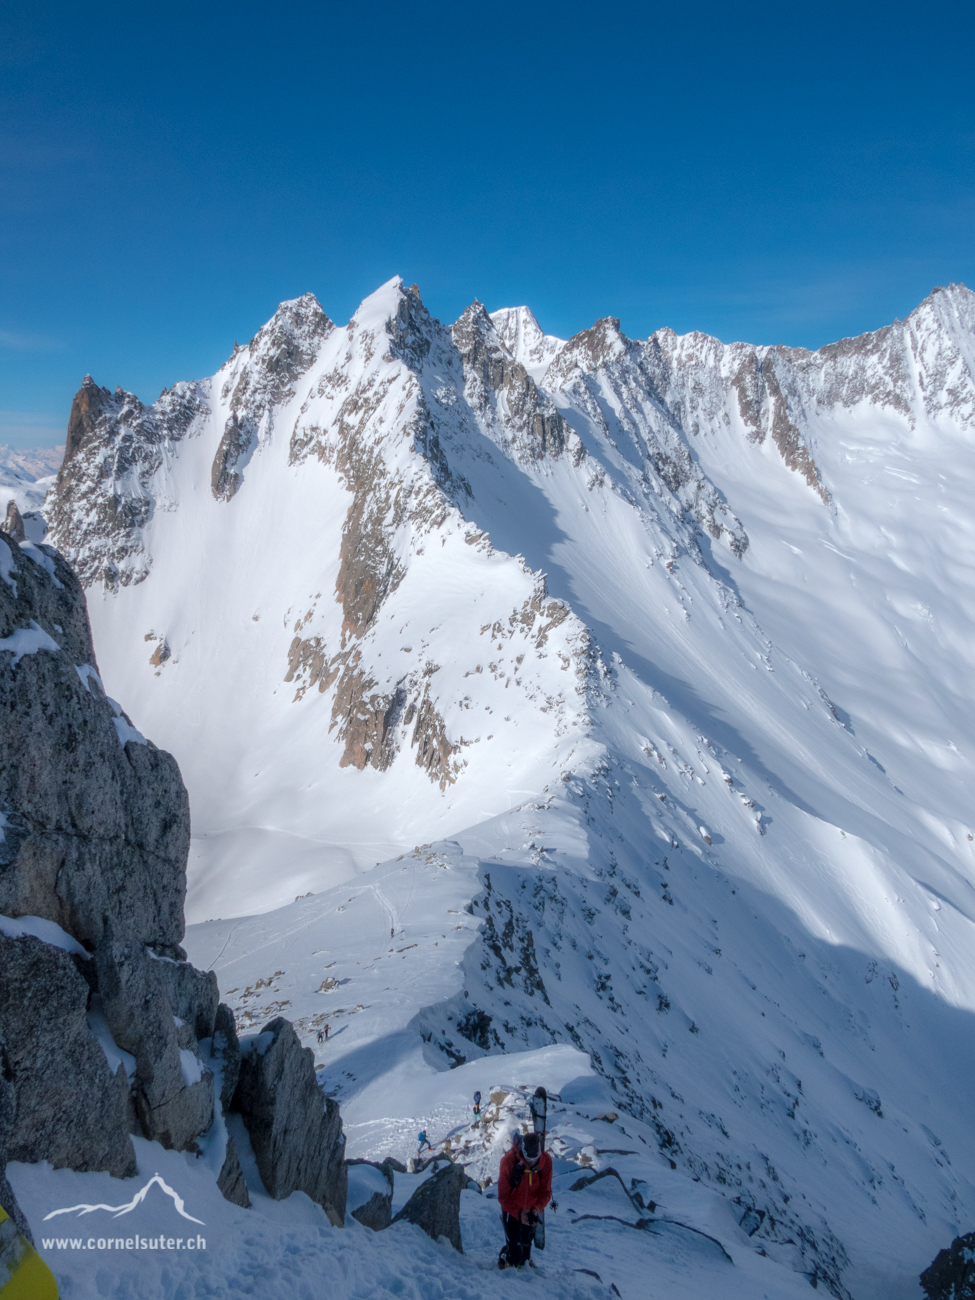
<box><xmin>498</xmin><ymin>1147</ymin><xmax>553</xmax><ymax>1216</ymax></box>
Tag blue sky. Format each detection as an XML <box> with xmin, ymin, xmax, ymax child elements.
<box><xmin>2</xmin><ymin>0</ymin><xmax>973</xmax><ymax>447</ymax></box>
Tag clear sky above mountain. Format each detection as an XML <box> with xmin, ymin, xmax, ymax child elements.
<box><xmin>1</xmin><ymin>0</ymin><xmax>972</xmax><ymax>447</ymax></box>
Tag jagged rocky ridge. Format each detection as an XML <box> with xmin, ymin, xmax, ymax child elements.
<box><xmin>46</xmin><ymin>281</ymin><xmax>975</xmax><ymax>601</ymax></box>
<box><xmin>41</xmin><ymin>277</ymin><xmax>598</xmax><ymax>915</ymax></box>
<box><xmin>28</xmin><ymin>276</ymin><xmax>975</xmax><ymax>1298</ymax></box>
<box><xmin>0</xmin><ymin>523</ymin><xmax>347</xmax><ymax>1226</ymax></box>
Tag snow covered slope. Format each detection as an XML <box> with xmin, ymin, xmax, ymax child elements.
<box><xmin>44</xmin><ymin>278</ymin><xmax>975</xmax><ymax>1298</ymax></box>
<box><xmin>491</xmin><ymin>304</ymin><xmax>566</xmax><ymax>383</ymax></box>
<box><xmin>46</xmin><ymin>286</ymin><xmax>595</xmax><ymax>918</ymax></box>
<box><xmin>0</xmin><ymin>444</ymin><xmax>60</xmax><ymax>528</ymax></box>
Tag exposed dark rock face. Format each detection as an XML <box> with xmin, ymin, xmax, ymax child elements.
<box><xmin>217</xmin><ymin>1136</ymin><xmax>250</xmax><ymax>1208</ymax></box>
<box><xmin>334</xmin><ymin>455</ymin><xmax>408</xmax><ymax>644</ymax></box>
<box><xmin>1</xmin><ymin>502</ymin><xmax>24</xmax><ymax>544</ymax></box>
<box><xmin>0</xmin><ymin>934</ymin><xmax>136</xmax><ymax>1175</ymax></box>
<box><xmin>211</xmin><ymin>1002</ymin><xmax>241</xmax><ymax>1110</ymax></box>
<box><xmin>283</xmin><ymin>634</ymin><xmax>335</xmax><ymax>701</ymax></box>
<box><xmin>153</xmin><ymin>954</ymin><xmax>219</xmax><ymax>1044</ymax></box>
<box><xmin>49</xmin><ymin>296</ymin><xmax>332</xmax><ymax>577</ymax></box>
<box><xmin>452</xmin><ymin>301</ymin><xmax>568</xmax><ymax>462</ymax></box>
<box><xmin>329</xmin><ymin>650</ymin><xmax>404</xmax><ymax>773</ymax></box>
<box><xmin>211</xmin><ymin>293</ymin><xmax>333</xmax><ymax>502</ymax></box>
<box><xmin>0</xmin><ymin>1053</ymin><xmax>32</xmax><ymax>1242</ymax></box>
<box><xmin>210</xmin><ymin>414</ymin><xmax>251</xmax><ymax>502</ymax></box>
<box><xmin>282</xmin><ymin>285</ymin><xmax>463</xmax><ymax>788</ymax></box>
<box><xmin>49</xmin><ymin>378</ymin><xmax>209</xmax><ymax>589</ymax></box>
<box><xmin>545</xmin><ymin>315</ymin><xmax>626</xmax><ymax>378</ymax></box>
<box><xmin>921</xmin><ymin>1232</ymin><xmax>975</xmax><ymax>1299</ymax></box>
<box><xmin>283</xmin><ymin>639</ymin><xmax>399</xmax><ymax>771</ymax></box>
<box><xmin>402</xmin><ymin>687</ymin><xmax>456</xmax><ymax>786</ymax></box>
<box><xmin>347</xmin><ymin>1159</ymin><xmax>394</xmax><ymax>1231</ymax></box>
<box><xmin>233</xmin><ymin>1017</ymin><xmax>347</xmax><ymax>1223</ymax></box>
<box><xmin>391</xmin><ymin>1160</ymin><xmax>473</xmax><ymax>1252</ymax></box>
<box><xmin>1</xmin><ymin>524</ymin><xmax>351</xmax><ymax>1220</ymax></box>
<box><xmin>148</xmin><ymin>638</ymin><xmax>170</xmax><ymax>667</ymax></box>
<box><xmin>221</xmin><ymin>295</ymin><xmax>333</xmax><ymax>427</ymax></box>
<box><xmin>0</xmin><ymin>535</ymin><xmax>188</xmax><ymax>947</ymax></box>
<box><xmin>65</xmin><ymin>375</ymin><xmax>113</xmax><ymax>461</ymax></box>
<box><xmin>0</xmin><ymin>529</ymin><xmax>218</xmax><ymax>1171</ymax></box>
<box><xmin>283</xmin><ymin>635</ymin><xmax>461</xmax><ymax>788</ymax></box>
<box><xmin>353</xmin><ymin>1190</ymin><xmax>392</xmax><ymax>1231</ymax></box>
<box><xmin>95</xmin><ymin>931</ymin><xmax>215</xmax><ymax>1151</ymax></box>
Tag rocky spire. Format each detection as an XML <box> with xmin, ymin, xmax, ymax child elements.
<box><xmin>452</xmin><ymin>301</ymin><xmax>570</xmax><ymax>463</ymax></box>
<box><xmin>1</xmin><ymin>500</ymin><xmax>25</xmax><ymax>543</ymax></box>
<box><xmin>63</xmin><ymin>375</ymin><xmax>114</xmax><ymax>464</ymax></box>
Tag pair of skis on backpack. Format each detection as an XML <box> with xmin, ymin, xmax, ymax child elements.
<box><xmin>529</xmin><ymin>1086</ymin><xmax>547</xmax><ymax>1250</ymax></box>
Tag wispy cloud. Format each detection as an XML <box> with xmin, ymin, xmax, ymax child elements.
<box><xmin>0</xmin><ymin>328</ymin><xmax>62</xmax><ymax>352</ymax></box>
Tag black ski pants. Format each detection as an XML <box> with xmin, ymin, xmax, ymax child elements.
<box><xmin>502</xmin><ymin>1211</ymin><xmax>535</xmax><ymax>1266</ymax></box>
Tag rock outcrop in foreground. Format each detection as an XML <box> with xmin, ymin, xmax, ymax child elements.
<box><xmin>391</xmin><ymin>1160</ymin><xmax>476</xmax><ymax>1253</ymax></box>
<box><xmin>233</xmin><ymin>1017</ymin><xmax>347</xmax><ymax>1223</ymax></box>
<box><xmin>0</xmin><ymin>521</ymin><xmax>346</xmax><ymax>1227</ymax></box>
<box><xmin>347</xmin><ymin>1159</ymin><xmax>395</xmax><ymax>1231</ymax></box>
<box><xmin>921</xmin><ymin>1232</ymin><xmax>975</xmax><ymax>1299</ymax></box>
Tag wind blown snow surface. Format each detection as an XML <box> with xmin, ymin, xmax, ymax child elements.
<box><xmin>26</xmin><ymin>278</ymin><xmax>975</xmax><ymax>1299</ymax></box>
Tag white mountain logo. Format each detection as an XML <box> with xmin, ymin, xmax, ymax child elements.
<box><xmin>42</xmin><ymin>1173</ymin><xmax>205</xmax><ymax>1225</ymax></box>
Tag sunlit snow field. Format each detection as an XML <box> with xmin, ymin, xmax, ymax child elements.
<box><xmin>12</xmin><ymin>281</ymin><xmax>975</xmax><ymax>1298</ymax></box>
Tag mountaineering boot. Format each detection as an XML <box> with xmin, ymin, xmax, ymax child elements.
<box><xmin>498</xmin><ymin>1247</ymin><xmax>510</xmax><ymax>1270</ymax></box>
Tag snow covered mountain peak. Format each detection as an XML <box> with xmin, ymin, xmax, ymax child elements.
<box><xmin>489</xmin><ymin>304</ymin><xmax>566</xmax><ymax>381</ymax></box>
<box><xmin>33</xmin><ymin>276</ymin><xmax>975</xmax><ymax>1295</ymax></box>
<box><xmin>212</xmin><ymin>291</ymin><xmax>333</xmax><ymax>501</ymax></box>
<box><xmin>450</xmin><ymin>299</ymin><xmax>574</xmax><ymax>466</ymax></box>
<box><xmin>347</xmin><ymin>275</ymin><xmax>438</xmax><ymax>373</ymax></box>
<box><xmin>217</xmin><ymin>289</ymin><xmax>333</xmax><ymax>415</ymax></box>
<box><xmin>41</xmin><ymin>276</ymin><xmax>599</xmax><ymax>917</ymax></box>
<box><xmin>544</xmin><ymin>313</ymin><xmax>628</xmax><ymax>381</ymax></box>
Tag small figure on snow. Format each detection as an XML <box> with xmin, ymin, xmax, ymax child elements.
<box><xmin>417</xmin><ymin>1130</ymin><xmax>432</xmax><ymax>1156</ymax></box>
<box><xmin>498</xmin><ymin>1131</ymin><xmax>552</xmax><ymax>1269</ymax></box>
<box><xmin>473</xmin><ymin>1090</ymin><xmax>482</xmax><ymax>1121</ymax></box>
<box><xmin>317</xmin><ymin>1029</ymin><xmax>324</xmax><ymax>1045</ymax></box>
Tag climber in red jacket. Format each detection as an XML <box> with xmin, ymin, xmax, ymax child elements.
<box><xmin>497</xmin><ymin>1131</ymin><xmax>553</xmax><ymax>1268</ymax></box>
